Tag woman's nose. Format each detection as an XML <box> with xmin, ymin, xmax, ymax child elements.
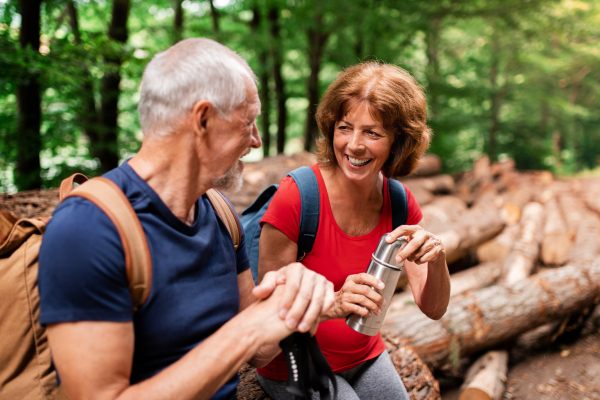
<box><xmin>347</xmin><ymin>130</ymin><xmax>364</xmax><ymax>151</ymax></box>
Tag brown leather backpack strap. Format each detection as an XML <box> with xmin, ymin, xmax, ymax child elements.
<box><xmin>59</xmin><ymin>173</ymin><xmax>89</xmax><ymax>202</ymax></box>
<box><xmin>0</xmin><ymin>211</ymin><xmax>18</xmax><ymax>245</ymax></box>
<box><xmin>206</xmin><ymin>189</ymin><xmax>241</xmax><ymax>250</ymax></box>
<box><xmin>65</xmin><ymin>178</ymin><xmax>152</xmax><ymax>311</ymax></box>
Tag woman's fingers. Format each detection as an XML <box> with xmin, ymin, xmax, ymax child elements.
<box><xmin>343</xmin><ymin>293</ymin><xmax>382</xmax><ymax>315</ymax></box>
<box><xmin>395</xmin><ymin>231</ymin><xmax>428</xmax><ymax>262</ymax></box>
<box><xmin>386</xmin><ymin>224</ymin><xmax>422</xmax><ymax>243</ymax></box>
<box><xmin>414</xmin><ymin>242</ymin><xmax>445</xmax><ymax>264</ymax></box>
<box><xmin>393</xmin><ymin>228</ymin><xmax>445</xmax><ymax>264</ymax></box>
<box><xmin>349</xmin><ymin>273</ymin><xmax>385</xmax><ymax>291</ymax></box>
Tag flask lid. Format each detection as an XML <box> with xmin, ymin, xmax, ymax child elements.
<box><xmin>372</xmin><ymin>234</ymin><xmax>407</xmax><ymax>269</ymax></box>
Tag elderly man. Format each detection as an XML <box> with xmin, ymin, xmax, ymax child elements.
<box><xmin>38</xmin><ymin>38</ymin><xmax>334</xmax><ymax>400</ymax></box>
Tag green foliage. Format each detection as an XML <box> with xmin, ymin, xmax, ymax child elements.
<box><xmin>1</xmin><ymin>0</ymin><xmax>600</xmax><ymax>192</ymax></box>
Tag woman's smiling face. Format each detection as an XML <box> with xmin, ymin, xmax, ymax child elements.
<box><xmin>333</xmin><ymin>102</ymin><xmax>395</xmax><ymax>183</ymax></box>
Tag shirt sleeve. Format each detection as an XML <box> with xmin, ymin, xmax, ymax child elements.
<box><xmin>259</xmin><ymin>176</ymin><xmax>302</xmax><ymax>243</ymax></box>
<box><xmin>38</xmin><ymin>197</ymin><xmax>133</xmax><ymax>325</ymax></box>
<box><xmin>402</xmin><ymin>183</ymin><xmax>423</xmax><ymax>225</ymax></box>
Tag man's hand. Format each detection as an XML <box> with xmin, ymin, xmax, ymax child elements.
<box><xmin>252</xmin><ymin>263</ymin><xmax>335</xmax><ymax>333</ymax></box>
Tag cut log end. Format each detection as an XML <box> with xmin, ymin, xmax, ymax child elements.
<box><xmin>459</xmin><ymin>388</ymin><xmax>493</xmax><ymax>400</ymax></box>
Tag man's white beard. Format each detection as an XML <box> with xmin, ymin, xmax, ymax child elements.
<box><xmin>212</xmin><ymin>160</ymin><xmax>244</xmax><ymax>192</ymax></box>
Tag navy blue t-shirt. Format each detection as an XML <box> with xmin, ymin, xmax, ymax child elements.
<box><xmin>39</xmin><ymin>162</ymin><xmax>250</xmax><ymax>399</ymax></box>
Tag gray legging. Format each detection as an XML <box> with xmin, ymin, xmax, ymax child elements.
<box><xmin>256</xmin><ymin>351</ymin><xmax>410</xmax><ymax>400</ymax></box>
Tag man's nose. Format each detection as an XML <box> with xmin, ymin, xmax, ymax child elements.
<box><xmin>251</xmin><ymin>122</ymin><xmax>262</xmax><ymax>149</ymax></box>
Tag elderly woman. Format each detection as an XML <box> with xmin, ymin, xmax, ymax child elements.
<box><xmin>256</xmin><ymin>62</ymin><xmax>451</xmax><ymax>399</ymax></box>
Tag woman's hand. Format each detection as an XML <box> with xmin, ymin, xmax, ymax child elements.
<box><xmin>326</xmin><ymin>273</ymin><xmax>387</xmax><ymax>320</ymax></box>
<box><xmin>386</xmin><ymin>225</ymin><xmax>445</xmax><ymax>265</ymax></box>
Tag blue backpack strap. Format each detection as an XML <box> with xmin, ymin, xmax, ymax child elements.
<box><xmin>288</xmin><ymin>166</ymin><xmax>320</xmax><ymax>262</ymax></box>
<box><xmin>241</xmin><ymin>184</ymin><xmax>279</xmax><ymax>283</ymax></box>
<box><xmin>388</xmin><ymin>178</ymin><xmax>408</xmax><ymax>229</ymax></box>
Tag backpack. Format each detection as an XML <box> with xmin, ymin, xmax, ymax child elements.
<box><xmin>0</xmin><ymin>173</ymin><xmax>240</xmax><ymax>400</ymax></box>
<box><xmin>240</xmin><ymin>166</ymin><xmax>409</xmax><ymax>284</ymax></box>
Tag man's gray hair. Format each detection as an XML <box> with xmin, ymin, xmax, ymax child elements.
<box><xmin>138</xmin><ymin>38</ymin><xmax>257</xmax><ymax>136</ymax></box>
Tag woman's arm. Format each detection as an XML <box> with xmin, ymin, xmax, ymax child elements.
<box><xmin>386</xmin><ymin>218</ymin><xmax>450</xmax><ymax>320</ymax></box>
<box><xmin>258</xmin><ymin>223</ymin><xmax>386</xmax><ymax>322</ymax></box>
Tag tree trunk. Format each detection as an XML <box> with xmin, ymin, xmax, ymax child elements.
<box><xmin>97</xmin><ymin>0</ymin><xmax>130</xmax><ymax>173</ymax></box>
<box><xmin>68</xmin><ymin>0</ymin><xmax>100</xmax><ymax>167</ymax></box>
<box><xmin>267</xmin><ymin>7</ymin><xmax>286</xmax><ymax>154</ymax></box>
<box><xmin>173</xmin><ymin>0</ymin><xmax>184</xmax><ymax>44</ymax></box>
<box><xmin>303</xmin><ymin>16</ymin><xmax>328</xmax><ymax>152</ymax></box>
<box><xmin>412</xmin><ymin>154</ymin><xmax>443</xmax><ymax>177</ymax></box>
<box><xmin>500</xmin><ymin>202</ymin><xmax>544</xmax><ymax>284</ymax></box>
<box><xmin>541</xmin><ymin>196</ymin><xmax>570</xmax><ymax>265</ymax></box>
<box><xmin>459</xmin><ymin>351</ymin><xmax>508</xmax><ymax>400</ymax></box>
<box><xmin>419</xmin><ymin>195</ymin><xmax>467</xmax><ymax>234</ymax></box>
<box><xmin>497</xmin><ymin>185</ymin><xmax>535</xmax><ymax>225</ymax></box>
<box><xmin>388</xmin><ymin>262</ymin><xmax>502</xmax><ymax>318</ymax></box>
<box><xmin>567</xmin><ymin>210</ymin><xmax>600</xmax><ymax>264</ymax></box>
<box><xmin>403</xmin><ymin>175</ymin><xmax>455</xmax><ymax>195</ymax></box>
<box><xmin>437</xmin><ymin>195</ymin><xmax>505</xmax><ymax>264</ymax></box>
<box><xmin>15</xmin><ymin>0</ymin><xmax>42</xmax><ymax>190</ymax></box>
<box><xmin>488</xmin><ymin>25</ymin><xmax>505</xmax><ymax>162</ymax></box>
<box><xmin>384</xmin><ymin>261</ymin><xmax>600</xmax><ymax>369</ymax></box>
<box><xmin>559</xmin><ymin>193</ymin><xmax>583</xmax><ymax>240</ymax></box>
<box><xmin>425</xmin><ymin>16</ymin><xmax>442</xmax><ymax>120</ymax></box>
<box><xmin>250</xmin><ymin>7</ymin><xmax>271</xmax><ymax>157</ymax></box>
<box><xmin>477</xmin><ymin>223</ymin><xmax>520</xmax><ymax>263</ymax></box>
<box><xmin>208</xmin><ymin>0</ymin><xmax>220</xmax><ymax>38</ymax></box>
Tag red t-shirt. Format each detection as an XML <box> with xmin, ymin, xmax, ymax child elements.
<box><xmin>257</xmin><ymin>164</ymin><xmax>423</xmax><ymax>380</ymax></box>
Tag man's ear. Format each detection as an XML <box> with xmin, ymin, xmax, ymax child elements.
<box><xmin>192</xmin><ymin>100</ymin><xmax>213</xmax><ymax>138</ymax></box>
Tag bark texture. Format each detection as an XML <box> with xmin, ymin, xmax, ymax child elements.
<box><xmin>388</xmin><ymin>262</ymin><xmax>502</xmax><ymax>318</ymax></box>
<box><xmin>303</xmin><ymin>16</ymin><xmax>328</xmax><ymax>152</ymax></box>
<box><xmin>499</xmin><ymin>202</ymin><xmax>544</xmax><ymax>284</ymax></box>
<box><xmin>540</xmin><ymin>196</ymin><xmax>570</xmax><ymax>265</ymax></box>
<box><xmin>15</xmin><ymin>0</ymin><xmax>42</xmax><ymax>190</ymax></box>
<box><xmin>404</xmin><ymin>175</ymin><xmax>455</xmax><ymax>195</ymax></box>
<box><xmin>97</xmin><ymin>0</ymin><xmax>130</xmax><ymax>173</ymax></box>
<box><xmin>567</xmin><ymin>211</ymin><xmax>600</xmax><ymax>264</ymax></box>
<box><xmin>476</xmin><ymin>224</ymin><xmax>520</xmax><ymax>264</ymax></box>
<box><xmin>411</xmin><ymin>154</ymin><xmax>443</xmax><ymax>177</ymax></box>
<box><xmin>437</xmin><ymin>195</ymin><xmax>505</xmax><ymax>264</ymax></box>
<box><xmin>384</xmin><ymin>261</ymin><xmax>600</xmax><ymax>369</ymax></box>
<box><xmin>420</xmin><ymin>196</ymin><xmax>468</xmax><ymax>234</ymax></box>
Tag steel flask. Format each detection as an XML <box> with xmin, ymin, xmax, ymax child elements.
<box><xmin>346</xmin><ymin>234</ymin><xmax>407</xmax><ymax>336</ymax></box>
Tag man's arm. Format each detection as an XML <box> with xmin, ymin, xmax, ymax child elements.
<box><xmin>48</xmin><ymin>285</ymin><xmax>294</xmax><ymax>400</ymax></box>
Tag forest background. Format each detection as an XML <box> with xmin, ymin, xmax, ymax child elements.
<box><xmin>1</xmin><ymin>0</ymin><xmax>599</xmax><ymax>192</ymax></box>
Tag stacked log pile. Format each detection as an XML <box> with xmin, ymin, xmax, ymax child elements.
<box><xmin>385</xmin><ymin>155</ymin><xmax>600</xmax><ymax>400</ymax></box>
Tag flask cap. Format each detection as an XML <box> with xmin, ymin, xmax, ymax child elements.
<box><xmin>372</xmin><ymin>234</ymin><xmax>407</xmax><ymax>270</ymax></box>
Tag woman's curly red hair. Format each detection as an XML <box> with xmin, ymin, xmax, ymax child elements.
<box><xmin>315</xmin><ymin>61</ymin><xmax>432</xmax><ymax>177</ymax></box>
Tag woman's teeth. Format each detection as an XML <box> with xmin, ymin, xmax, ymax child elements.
<box><xmin>347</xmin><ymin>155</ymin><xmax>372</xmax><ymax>167</ymax></box>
